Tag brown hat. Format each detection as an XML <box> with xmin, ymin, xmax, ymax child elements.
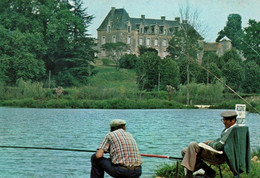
<box><xmin>221</xmin><ymin>111</ymin><xmax>237</xmax><ymax>118</ymax></box>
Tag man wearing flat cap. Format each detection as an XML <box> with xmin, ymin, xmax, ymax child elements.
<box><xmin>181</xmin><ymin>110</ymin><xmax>237</xmax><ymax>178</ymax></box>
<box><xmin>91</xmin><ymin>119</ymin><xmax>142</xmax><ymax>178</ymax></box>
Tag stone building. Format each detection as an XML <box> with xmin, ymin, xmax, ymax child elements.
<box><xmin>96</xmin><ymin>7</ymin><xmax>192</xmax><ymax>59</ymax></box>
<box><xmin>203</xmin><ymin>37</ymin><xmax>232</xmax><ymax>57</ymax></box>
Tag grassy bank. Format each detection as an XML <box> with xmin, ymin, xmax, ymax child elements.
<box><xmin>0</xmin><ymin>65</ymin><xmax>259</xmax><ymax>110</ymax></box>
<box><xmin>154</xmin><ymin>149</ymin><xmax>260</xmax><ymax>178</ymax></box>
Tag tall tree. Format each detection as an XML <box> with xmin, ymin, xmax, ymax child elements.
<box><xmin>167</xmin><ymin>25</ymin><xmax>202</xmax><ymax>104</ymax></box>
<box><xmin>240</xmin><ymin>19</ymin><xmax>260</xmax><ymax>66</ymax></box>
<box><xmin>136</xmin><ymin>52</ymin><xmax>161</xmax><ymax>91</ymax></box>
<box><xmin>216</xmin><ymin>14</ymin><xmax>244</xmax><ymax>49</ymax></box>
<box><xmin>159</xmin><ymin>57</ymin><xmax>180</xmax><ymax>90</ymax></box>
<box><xmin>241</xmin><ymin>61</ymin><xmax>260</xmax><ymax>93</ymax></box>
<box><xmin>0</xmin><ymin>0</ymin><xmax>95</xmax><ymax>86</ymax></box>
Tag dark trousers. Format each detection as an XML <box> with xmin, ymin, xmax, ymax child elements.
<box><xmin>91</xmin><ymin>154</ymin><xmax>142</xmax><ymax>178</ymax></box>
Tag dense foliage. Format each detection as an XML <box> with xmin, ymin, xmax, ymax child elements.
<box><xmin>216</xmin><ymin>14</ymin><xmax>244</xmax><ymax>49</ymax></box>
<box><xmin>0</xmin><ymin>0</ymin><xmax>95</xmax><ymax>86</ymax></box>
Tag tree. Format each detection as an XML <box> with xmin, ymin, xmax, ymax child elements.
<box><xmin>136</xmin><ymin>52</ymin><xmax>161</xmax><ymax>91</ymax></box>
<box><xmin>241</xmin><ymin>61</ymin><xmax>260</xmax><ymax>93</ymax></box>
<box><xmin>240</xmin><ymin>19</ymin><xmax>260</xmax><ymax>66</ymax></box>
<box><xmin>222</xmin><ymin>59</ymin><xmax>244</xmax><ymax>91</ymax></box>
<box><xmin>178</xmin><ymin>4</ymin><xmax>208</xmax><ymax>39</ymax></box>
<box><xmin>159</xmin><ymin>57</ymin><xmax>180</xmax><ymax>90</ymax></box>
<box><xmin>102</xmin><ymin>42</ymin><xmax>128</xmax><ymax>70</ymax></box>
<box><xmin>139</xmin><ymin>45</ymin><xmax>158</xmax><ymax>56</ymax></box>
<box><xmin>119</xmin><ymin>54</ymin><xmax>137</xmax><ymax>69</ymax></box>
<box><xmin>216</xmin><ymin>14</ymin><xmax>244</xmax><ymax>49</ymax></box>
<box><xmin>167</xmin><ymin>25</ymin><xmax>202</xmax><ymax>104</ymax></box>
<box><xmin>199</xmin><ymin>52</ymin><xmax>222</xmax><ymax>84</ymax></box>
<box><xmin>0</xmin><ymin>0</ymin><xmax>95</xmax><ymax>86</ymax></box>
<box><xmin>0</xmin><ymin>26</ymin><xmax>45</xmax><ymax>85</ymax></box>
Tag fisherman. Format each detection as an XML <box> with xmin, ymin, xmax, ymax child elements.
<box><xmin>181</xmin><ymin>110</ymin><xmax>238</xmax><ymax>178</ymax></box>
<box><xmin>90</xmin><ymin>119</ymin><xmax>143</xmax><ymax>178</ymax></box>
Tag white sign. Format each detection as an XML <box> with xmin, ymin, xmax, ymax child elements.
<box><xmin>235</xmin><ymin>104</ymin><xmax>246</xmax><ymax>125</ymax></box>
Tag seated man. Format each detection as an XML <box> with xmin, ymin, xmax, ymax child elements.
<box><xmin>181</xmin><ymin>110</ymin><xmax>237</xmax><ymax>178</ymax></box>
<box><xmin>91</xmin><ymin>119</ymin><xmax>143</xmax><ymax>178</ymax></box>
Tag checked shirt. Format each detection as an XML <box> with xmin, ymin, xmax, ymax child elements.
<box><xmin>98</xmin><ymin>128</ymin><xmax>143</xmax><ymax>167</ymax></box>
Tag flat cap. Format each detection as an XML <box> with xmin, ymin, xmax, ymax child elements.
<box><xmin>221</xmin><ymin>110</ymin><xmax>237</xmax><ymax>118</ymax></box>
<box><xmin>110</xmin><ymin>119</ymin><xmax>126</xmax><ymax>127</ymax></box>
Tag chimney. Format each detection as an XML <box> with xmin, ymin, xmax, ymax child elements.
<box><xmin>175</xmin><ymin>17</ymin><xmax>180</xmax><ymax>22</ymax></box>
<box><xmin>182</xmin><ymin>20</ymin><xmax>188</xmax><ymax>24</ymax></box>
<box><xmin>111</xmin><ymin>7</ymin><xmax>116</xmax><ymax>11</ymax></box>
<box><xmin>141</xmin><ymin>15</ymin><xmax>145</xmax><ymax>20</ymax></box>
<box><xmin>161</xmin><ymin>16</ymin><xmax>166</xmax><ymax>20</ymax></box>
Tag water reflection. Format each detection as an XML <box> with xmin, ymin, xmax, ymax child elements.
<box><xmin>0</xmin><ymin>107</ymin><xmax>259</xmax><ymax>177</ymax></box>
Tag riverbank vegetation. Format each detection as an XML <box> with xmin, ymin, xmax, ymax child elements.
<box><xmin>154</xmin><ymin>148</ymin><xmax>260</xmax><ymax>178</ymax></box>
<box><xmin>0</xmin><ymin>64</ymin><xmax>259</xmax><ymax>111</ymax></box>
<box><xmin>0</xmin><ymin>1</ymin><xmax>259</xmax><ymax>111</ymax></box>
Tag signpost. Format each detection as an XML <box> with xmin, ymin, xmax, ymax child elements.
<box><xmin>235</xmin><ymin>104</ymin><xmax>246</xmax><ymax>125</ymax></box>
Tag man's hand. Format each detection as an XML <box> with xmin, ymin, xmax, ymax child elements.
<box><xmin>96</xmin><ymin>149</ymin><xmax>104</xmax><ymax>159</ymax></box>
<box><xmin>205</xmin><ymin>141</ymin><xmax>216</xmax><ymax>145</ymax></box>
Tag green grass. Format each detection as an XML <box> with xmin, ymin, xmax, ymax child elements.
<box><xmin>87</xmin><ymin>65</ymin><xmax>138</xmax><ymax>91</ymax></box>
<box><xmin>154</xmin><ymin>149</ymin><xmax>260</xmax><ymax>178</ymax></box>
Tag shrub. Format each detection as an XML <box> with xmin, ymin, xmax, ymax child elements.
<box><xmin>101</xmin><ymin>58</ymin><xmax>112</xmax><ymax>66</ymax></box>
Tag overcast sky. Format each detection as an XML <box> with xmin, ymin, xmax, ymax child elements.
<box><xmin>82</xmin><ymin>0</ymin><xmax>260</xmax><ymax>42</ymax></box>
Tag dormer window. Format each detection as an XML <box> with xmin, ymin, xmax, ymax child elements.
<box><xmin>144</xmin><ymin>26</ymin><xmax>149</xmax><ymax>34</ymax></box>
<box><xmin>128</xmin><ymin>25</ymin><xmax>131</xmax><ymax>33</ymax></box>
<box><xmin>107</xmin><ymin>25</ymin><xmax>111</xmax><ymax>33</ymax></box>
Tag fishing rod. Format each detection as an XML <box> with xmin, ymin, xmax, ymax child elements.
<box><xmin>0</xmin><ymin>145</ymin><xmax>182</xmax><ymax>161</ymax></box>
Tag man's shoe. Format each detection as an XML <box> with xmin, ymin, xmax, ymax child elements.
<box><xmin>204</xmin><ymin>167</ymin><xmax>216</xmax><ymax>178</ymax></box>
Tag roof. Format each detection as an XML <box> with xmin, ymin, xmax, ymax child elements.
<box><xmin>204</xmin><ymin>42</ymin><xmax>222</xmax><ymax>52</ymax></box>
<box><xmin>97</xmin><ymin>8</ymin><xmax>130</xmax><ymax>31</ymax></box>
<box><xmin>97</xmin><ymin>7</ymin><xmax>180</xmax><ymax>31</ymax></box>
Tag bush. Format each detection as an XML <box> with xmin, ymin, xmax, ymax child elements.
<box><xmin>101</xmin><ymin>58</ymin><xmax>112</xmax><ymax>66</ymax></box>
<box><xmin>119</xmin><ymin>54</ymin><xmax>137</xmax><ymax>69</ymax></box>
<box><xmin>175</xmin><ymin>82</ymin><xmax>224</xmax><ymax>105</ymax></box>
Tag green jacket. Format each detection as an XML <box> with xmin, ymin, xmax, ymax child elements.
<box><xmin>209</xmin><ymin>126</ymin><xmax>251</xmax><ymax>177</ymax></box>
<box><xmin>208</xmin><ymin>125</ymin><xmax>236</xmax><ymax>151</ymax></box>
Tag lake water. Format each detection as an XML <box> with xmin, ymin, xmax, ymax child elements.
<box><xmin>0</xmin><ymin>107</ymin><xmax>259</xmax><ymax>177</ymax></box>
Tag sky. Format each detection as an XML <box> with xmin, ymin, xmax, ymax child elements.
<box><xmin>82</xmin><ymin>0</ymin><xmax>260</xmax><ymax>42</ymax></box>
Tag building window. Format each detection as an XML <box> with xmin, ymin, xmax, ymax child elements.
<box><xmin>154</xmin><ymin>38</ymin><xmax>158</xmax><ymax>46</ymax></box>
<box><xmin>136</xmin><ymin>24</ymin><xmax>140</xmax><ymax>33</ymax></box>
<box><xmin>107</xmin><ymin>26</ymin><xmax>111</xmax><ymax>33</ymax></box>
<box><xmin>112</xmin><ymin>35</ymin><xmax>116</xmax><ymax>43</ymax></box>
<box><xmin>159</xmin><ymin>26</ymin><xmax>164</xmax><ymax>34</ymax></box>
<box><xmin>163</xmin><ymin>39</ymin><xmax>167</xmax><ymax>46</ymax></box>
<box><xmin>155</xmin><ymin>28</ymin><xmax>158</xmax><ymax>34</ymax></box>
<box><xmin>144</xmin><ymin>26</ymin><xmax>149</xmax><ymax>34</ymax></box>
<box><xmin>102</xmin><ymin>36</ymin><xmax>106</xmax><ymax>44</ymax></box>
<box><xmin>139</xmin><ymin>38</ymin><xmax>143</xmax><ymax>45</ymax></box>
<box><xmin>151</xmin><ymin>26</ymin><xmax>155</xmax><ymax>33</ymax></box>
<box><xmin>127</xmin><ymin>36</ymin><xmax>131</xmax><ymax>44</ymax></box>
<box><xmin>101</xmin><ymin>48</ymin><xmax>106</xmax><ymax>56</ymax></box>
<box><xmin>146</xmin><ymin>38</ymin><xmax>150</xmax><ymax>46</ymax></box>
<box><xmin>128</xmin><ymin>25</ymin><xmax>131</xmax><ymax>33</ymax></box>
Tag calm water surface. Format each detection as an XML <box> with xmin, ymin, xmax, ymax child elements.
<box><xmin>0</xmin><ymin>107</ymin><xmax>259</xmax><ymax>177</ymax></box>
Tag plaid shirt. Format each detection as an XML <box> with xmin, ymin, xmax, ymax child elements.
<box><xmin>98</xmin><ymin>128</ymin><xmax>143</xmax><ymax>167</ymax></box>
